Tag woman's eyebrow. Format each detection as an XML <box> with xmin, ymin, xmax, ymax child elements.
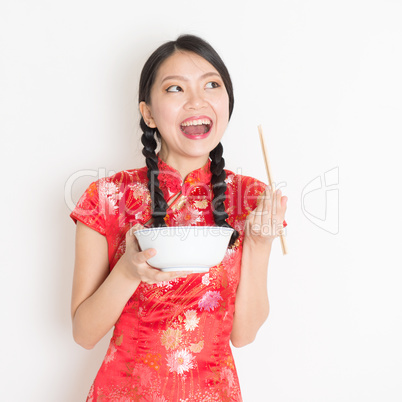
<box><xmin>161</xmin><ymin>72</ymin><xmax>221</xmax><ymax>84</ymax></box>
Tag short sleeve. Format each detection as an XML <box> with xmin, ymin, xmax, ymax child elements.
<box><xmin>70</xmin><ymin>180</ymin><xmax>107</xmax><ymax>236</ymax></box>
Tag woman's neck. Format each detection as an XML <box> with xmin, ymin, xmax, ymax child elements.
<box><xmin>158</xmin><ymin>150</ymin><xmax>209</xmax><ymax>181</ymax></box>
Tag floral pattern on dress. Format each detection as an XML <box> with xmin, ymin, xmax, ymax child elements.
<box><xmin>170</xmin><ymin>204</ymin><xmax>204</xmax><ymax>226</ymax></box>
<box><xmin>198</xmin><ymin>291</ymin><xmax>223</xmax><ymax>312</ymax></box>
<box><xmin>166</xmin><ymin>349</ymin><xmax>196</xmax><ymax>375</ymax></box>
<box><xmin>161</xmin><ymin>328</ymin><xmax>183</xmax><ymax>350</ymax></box>
<box><xmin>184</xmin><ymin>310</ymin><xmax>200</xmax><ymax>331</ymax></box>
<box><xmin>189</xmin><ymin>340</ymin><xmax>204</xmax><ymax>353</ymax></box>
<box><xmin>201</xmin><ymin>273</ymin><xmax>210</xmax><ymax>286</ymax></box>
<box><xmin>70</xmin><ymin>155</ymin><xmax>287</xmax><ymax>401</ymax></box>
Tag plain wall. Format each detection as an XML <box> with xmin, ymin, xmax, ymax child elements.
<box><xmin>1</xmin><ymin>1</ymin><xmax>402</xmax><ymax>401</ymax></box>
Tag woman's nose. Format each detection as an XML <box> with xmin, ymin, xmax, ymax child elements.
<box><xmin>185</xmin><ymin>89</ymin><xmax>207</xmax><ymax>110</ymax></box>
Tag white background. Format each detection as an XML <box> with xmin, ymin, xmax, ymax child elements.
<box><xmin>1</xmin><ymin>1</ymin><xmax>402</xmax><ymax>401</ymax></box>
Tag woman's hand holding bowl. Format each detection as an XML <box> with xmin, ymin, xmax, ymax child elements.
<box><xmin>119</xmin><ymin>224</ymin><xmax>190</xmax><ymax>285</ymax></box>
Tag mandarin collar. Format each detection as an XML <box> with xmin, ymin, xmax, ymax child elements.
<box><xmin>156</xmin><ymin>154</ymin><xmax>212</xmax><ymax>200</ymax></box>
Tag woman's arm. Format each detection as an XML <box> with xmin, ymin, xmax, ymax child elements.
<box><xmin>71</xmin><ymin>222</ymin><xmax>189</xmax><ymax>350</ymax></box>
<box><xmin>230</xmin><ymin>187</ymin><xmax>287</xmax><ymax>348</ymax></box>
<box><xmin>230</xmin><ymin>239</ymin><xmax>272</xmax><ymax>347</ymax></box>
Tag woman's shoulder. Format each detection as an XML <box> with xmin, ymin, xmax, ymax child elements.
<box><xmin>102</xmin><ymin>166</ymin><xmax>148</xmax><ymax>186</ymax></box>
<box><xmin>224</xmin><ymin>168</ymin><xmax>267</xmax><ymax>194</ymax></box>
<box><xmin>80</xmin><ymin>166</ymin><xmax>149</xmax><ymax>203</ymax></box>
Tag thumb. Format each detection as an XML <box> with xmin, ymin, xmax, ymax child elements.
<box><xmin>125</xmin><ymin>223</ymin><xmax>144</xmax><ymax>249</ymax></box>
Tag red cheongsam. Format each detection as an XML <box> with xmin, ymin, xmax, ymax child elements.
<box><xmin>70</xmin><ymin>156</ymin><xmax>287</xmax><ymax>401</ymax></box>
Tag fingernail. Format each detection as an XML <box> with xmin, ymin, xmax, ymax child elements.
<box><xmin>277</xmin><ymin>189</ymin><xmax>282</xmax><ymax>195</ymax></box>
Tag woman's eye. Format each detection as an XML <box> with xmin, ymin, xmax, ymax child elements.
<box><xmin>166</xmin><ymin>85</ymin><xmax>182</xmax><ymax>93</ymax></box>
<box><xmin>205</xmin><ymin>81</ymin><xmax>220</xmax><ymax>89</ymax></box>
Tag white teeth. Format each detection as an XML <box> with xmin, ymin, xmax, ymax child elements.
<box><xmin>181</xmin><ymin>119</ymin><xmax>211</xmax><ymax>127</ymax></box>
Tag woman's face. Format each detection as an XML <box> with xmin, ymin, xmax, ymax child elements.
<box><xmin>140</xmin><ymin>51</ymin><xmax>230</xmax><ymax>171</ymax></box>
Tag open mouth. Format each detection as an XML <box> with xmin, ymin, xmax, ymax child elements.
<box><xmin>180</xmin><ymin>118</ymin><xmax>212</xmax><ymax>136</ymax></box>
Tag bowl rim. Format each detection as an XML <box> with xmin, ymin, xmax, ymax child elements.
<box><xmin>134</xmin><ymin>225</ymin><xmax>234</xmax><ymax>236</ymax></box>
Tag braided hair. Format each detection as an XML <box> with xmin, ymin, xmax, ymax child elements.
<box><xmin>140</xmin><ymin>123</ymin><xmax>168</xmax><ymax>228</ymax></box>
<box><xmin>139</xmin><ymin>35</ymin><xmax>239</xmax><ymax>246</ymax></box>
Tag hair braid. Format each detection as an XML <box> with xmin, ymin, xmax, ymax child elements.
<box><xmin>209</xmin><ymin>143</ymin><xmax>239</xmax><ymax>247</ymax></box>
<box><xmin>140</xmin><ymin>120</ymin><xmax>168</xmax><ymax>227</ymax></box>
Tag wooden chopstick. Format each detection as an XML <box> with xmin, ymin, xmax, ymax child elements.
<box><xmin>258</xmin><ymin>125</ymin><xmax>289</xmax><ymax>255</ymax></box>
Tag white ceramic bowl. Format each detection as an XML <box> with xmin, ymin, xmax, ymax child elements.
<box><xmin>134</xmin><ymin>226</ymin><xmax>234</xmax><ymax>273</ymax></box>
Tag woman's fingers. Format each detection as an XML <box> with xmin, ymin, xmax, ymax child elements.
<box><xmin>257</xmin><ymin>187</ymin><xmax>273</xmax><ymax>229</ymax></box>
<box><xmin>254</xmin><ymin>190</ymin><xmax>265</xmax><ymax>227</ymax></box>
<box><xmin>133</xmin><ymin>248</ymin><xmax>157</xmax><ymax>265</ymax></box>
<box><xmin>275</xmin><ymin>189</ymin><xmax>285</xmax><ymax>215</ymax></box>
<box><xmin>124</xmin><ymin>224</ymin><xmax>192</xmax><ymax>284</ymax></box>
<box><xmin>245</xmin><ymin>185</ymin><xmax>288</xmax><ymax>242</ymax></box>
<box><xmin>274</xmin><ymin>190</ymin><xmax>288</xmax><ymax>237</ymax></box>
<box><xmin>139</xmin><ymin>263</ymin><xmax>191</xmax><ymax>285</ymax></box>
<box><xmin>148</xmin><ymin>268</ymin><xmax>191</xmax><ymax>284</ymax></box>
<box><xmin>125</xmin><ymin>224</ymin><xmax>143</xmax><ymax>251</ymax></box>
<box><xmin>250</xmin><ymin>187</ymin><xmax>269</xmax><ymax>225</ymax></box>
<box><xmin>262</xmin><ymin>187</ymin><xmax>272</xmax><ymax>227</ymax></box>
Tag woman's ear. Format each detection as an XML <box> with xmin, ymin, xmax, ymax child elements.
<box><xmin>139</xmin><ymin>101</ymin><xmax>156</xmax><ymax>128</ymax></box>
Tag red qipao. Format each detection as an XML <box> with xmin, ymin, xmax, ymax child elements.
<box><xmin>70</xmin><ymin>156</ymin><xmax>287</xmax><ymax>401</ymax></box>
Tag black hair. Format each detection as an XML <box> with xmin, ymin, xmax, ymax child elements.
<box><xmin>139</xmin><ymin>34</ymin><xmax>239</xmax><ymax>246</ymax></box>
